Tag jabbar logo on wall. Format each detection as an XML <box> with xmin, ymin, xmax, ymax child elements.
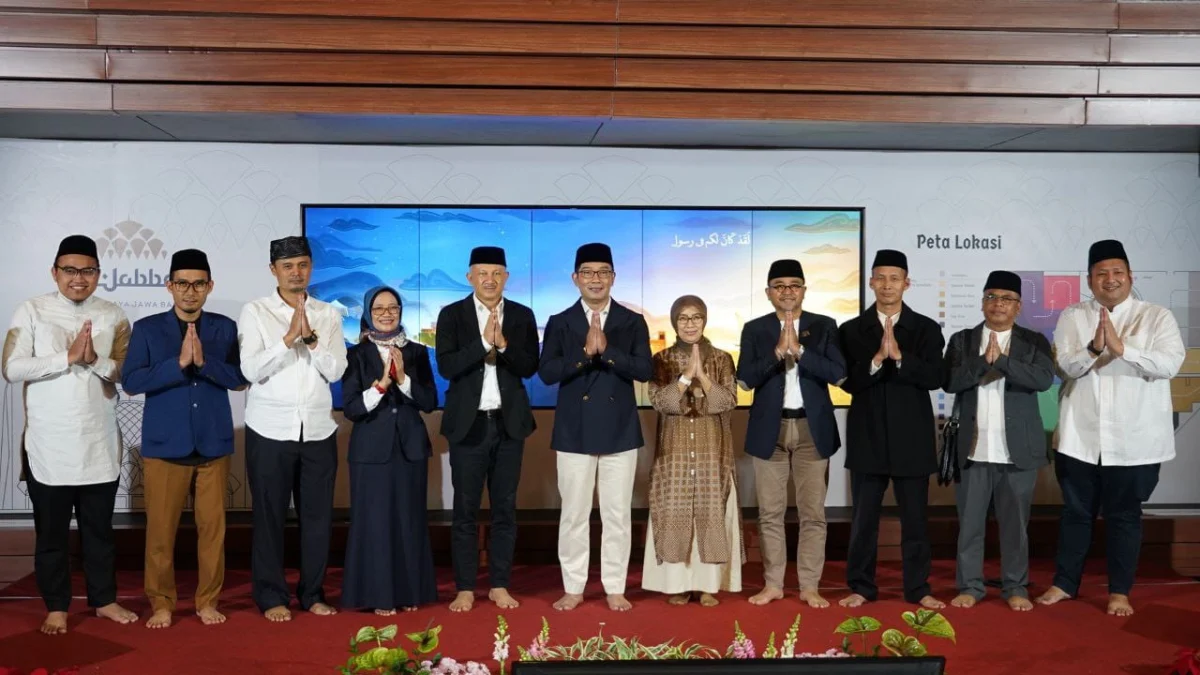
<box><xmin>95</xmin><ymin>220</ymin><xmax>173</xmax><ymax>314</ymax></box>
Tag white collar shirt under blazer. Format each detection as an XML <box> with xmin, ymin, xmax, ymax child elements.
<box><xmin>580</xmin><ymin>298</ymin><xmax>611</xmax><ymax>330</ymax></box>
<box><xmin>2</xmin><ymin>292</ymin><xmax>130</xmax><ymax>485</ymax></box>
<box><xmin>971</xmin><ymin>326</ymin><xmax>1012</xmax><ymax>464</ymax></box>
<box><xmin>1054</xmin><ymin>297</ymin><xmax>1184</xmax><ymax>466</ymax></box>
<box><xmin>238</xmin><ymin>292</ymin><xmax>348</xmax><ymax>442</ymax></box>
<box><xmin>475</xmin><ymin>294</ymin><xmax>505</xmax><ymax>411</ymax></box>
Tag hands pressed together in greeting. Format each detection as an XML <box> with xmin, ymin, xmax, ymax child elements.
<box><xmin>584</xmin><ymin>311</ymin><xmax>607</xmax><ymax>356</ymax></box>
<box><xmin>1091</xmin><ymin>307</ymin><xmax>1125</xmax><ymax>358</ymax></box>
<box><xmin>872</xmin><ymin>316</ymin><xmax>903</xmax><ymax>367</ymax></box>
<box><xmin>178</xmin><ymin>323</ymin><xmax>206</xmax><ymax>369</ymax></box>
<box><xmin>774</xmin><ymin>310</ymin><xmax>804</xmax><ymax>361</ymax></box>
<box><xmin>373</xmin><ymin>346</ymin><xmax>406</xmax><ymax>392</ymax></box>
<box><xmin>679</xmin><ymin>341</ymin><xmax>712</xmax><ymax>392</ymax></box>
<box><xmin>483</xmin><ymin>308</ymin><xmax>507</xmax><ymax>351</ymax></box>
<box><xmin>67</xmin><ymin>320</ymin><xmax>97</xmax><ymax>366</ymax></box>
<box><xmin>283</xmin><ymin>294</ymin><xmax>317</xmax><ymax>350</ymax></box>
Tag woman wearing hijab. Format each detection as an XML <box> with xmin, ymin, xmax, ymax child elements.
<box><xmin>642</xmin><ymin>295</ymin><xmax>744</xmax><ymax>606</ymax></box>
<box><xmin>340</xmin><ymin>286</ymin><xmax>438</xmax><ymax>615</ymax></box>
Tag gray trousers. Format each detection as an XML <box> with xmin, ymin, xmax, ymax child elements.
<box><xmin>955</xmin><ymin>461</ymin><xmax>1037</xmax><ymax>600</ymax></box>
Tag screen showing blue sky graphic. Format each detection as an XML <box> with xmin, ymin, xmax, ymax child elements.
<box><xmin>302</xmin><ymin>206</ymin><xmax>864</xmax><ymax>408</ymax></box>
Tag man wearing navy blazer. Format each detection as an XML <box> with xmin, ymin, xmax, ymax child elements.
<box><xmin>122</xmin><ymin>249</ymin><xmax>245</xmax><ymax>629</ymax></box>
<box><xmin>539</xmin><ymin>242</ymin><xmax>652</xmax><ymax>612</ymax></box>
<box><xmin>437</xmin><ymin>246</ymin><xmax>540</xmax><ymax>614</ymax></box>
<box><xmin>738</xmin><ymin>259</ymin><xmax>846</xmax><ymax>609</ymax></box>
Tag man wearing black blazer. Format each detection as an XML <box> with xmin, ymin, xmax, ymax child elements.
<box><xmin>436</xmin><ymin>246</ymin><xmax>540</xmax><ymax>614</ymax></box>
<box><xmin>738</xmin><ymin>259</ymin><xmax>846</xmax><ymax>609</ymax></box>
<box><xmin>943</xmin><ymin>270</ymin><xmax>1053</xmax><ymax>612</ymax></box>
<box><xmin>838</xmin><ymin>249</ymin><xmax>945</xmax><ymax>610</ymax></box>
<box><xmin>539</xmin><ymin>242</ymin><xmax>652</xmax><ymax>612</ymax></box>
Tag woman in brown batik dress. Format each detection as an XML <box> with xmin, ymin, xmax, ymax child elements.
<box><xmin>641</xmin><ymin>295</ymin><xmax>743</xmax><ymax>606</ymax></box>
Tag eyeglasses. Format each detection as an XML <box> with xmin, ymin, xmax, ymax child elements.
<box><xmin>371</xmin><ymin>306</ymin><xmax>401</xmax><ymax>317</ymax></box>
<box><xmin>576</xmin><ymin>269</ymin><xmax>614</xmax><ymax>281</ymax></box>
<box><xmin>677</xmin><ymin>314</ymin><xmax>705</xmax><ymax>326</ymax></box>
<box><xmin>56</xmin><ymin>265</ymin><xmax>100</xmax><ymax>279</ymax></box>
<box><xmin>170</xmin><ymin>280</ymin><xmax>210</xmax><ymax>293</ymax></box>
<box><xmin>983</xmin><ymin>294</ymin><xmax>1020</xmax><ymax>306</ymax></box>
<box><xmin>770</xmin><ymin>283</ymin><xmax>805</xmax><ymax>294</ymax></box>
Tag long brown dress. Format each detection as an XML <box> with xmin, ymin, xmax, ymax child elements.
<box><xmin>641</xmin><ymin>342</ymin><xmax>744</xmax><ymax>594</ymax></box>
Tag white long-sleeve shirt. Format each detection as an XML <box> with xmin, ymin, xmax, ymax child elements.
<box><xmin>475</xmin><ymin>295</ymin><xmax>504</xmax><ymax>411</ymax></box>
<box><xmin>1054</xmin><ymin>297</ymin><xmax>1184</xmax><ymax>466</ymax></box>
<box><xmin>238</xmin><ymin>292</ymin><xmax>348</xmax><ymax>442</ymax></box>
<box><xmin>360</xmin><ymin>343</ymin><xmax>413</xmax><ymax>411</ymax></box>
<box><xmin>970</xmin><ymin>327</ymin><xmax>1012</xmax><ymax>464</ymax></box>
<box><xmin>2</xmin><ymin>292</ymin><xmax>129</xmax><ymax>485</ymax></box>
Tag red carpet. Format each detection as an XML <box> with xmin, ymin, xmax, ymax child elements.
<box><xmin>0</xmin><ymin>561</ymin><xmax>1197</xmax><ymax>674</ymax></box>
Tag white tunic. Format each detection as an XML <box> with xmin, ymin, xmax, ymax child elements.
<box><xmin>2</xmin><ymin>292</ymin><xmax>129</xmax><ymax>485</ymax></box>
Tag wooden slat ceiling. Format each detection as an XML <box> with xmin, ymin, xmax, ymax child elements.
<box><xmin>0</xmin><ymin>0</ymin><xmax>1197</xmax><ymax>150</ymax></box>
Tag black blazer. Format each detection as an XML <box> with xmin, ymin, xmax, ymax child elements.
<box><xmin>738</xmin><ymin>311</ymin><xmax>846</xmax><ymax>461</ymax></box>
<box><xmin>538</xmin><ymin>300</ymin><xmax>653</xmax><ymax>455</ymax></box>
<box><xmin>341</xmin><ymin>340</ymin><xmax>437</xmax><ymax>463</ymax></box>
<box><xmin>942</xmin><ymin>323</ymin><xmax>1054</xmax><ymax>471</ymax></box>
<box><xmin>435</xmin><ymin>295</ymin><xmax>539</xmax><ymax>443</ymax></box>
<box><xmin>838</xmin><ymin>303</ymin><xmax>944</xmax><ymax>477</ymax></box>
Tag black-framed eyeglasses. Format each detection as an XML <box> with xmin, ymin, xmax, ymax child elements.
<box><xmin>770</xmin><ymin>283</ymin><xmax>805</xmax><ymax>293</ymax></box>
<box><xmin>677</xmin><ymin>314</ymin><xmax>705</xmax><ymax>326</ymax></box>
<box><xmin>56</xmin><ymin>265</ymin><xmax>100</xmax><ymax>279</ymax></box>
<box><xmin>170</xmin><ymin>280</ymin><xmax>211</xmax><ymax>293</ymax></box>
<box><xmin>576</xmin><ymin>269</ymin><xmax>614</xmax><ymax>281</ymax></box>
<box><xmin>371</xmin><ymin>305</ymin><xmax>401</xmax><ymax>317</ymax></box>
<box><xmin>983</xmin><ymin>293</ymin><xmax>1020</xmax><ymax>306</ymax></box>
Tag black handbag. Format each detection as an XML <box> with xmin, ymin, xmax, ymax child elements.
<box><xmin>937</xmin><ymin>394</ymin><xmax>963</xmax><ymax>486</ymax></box>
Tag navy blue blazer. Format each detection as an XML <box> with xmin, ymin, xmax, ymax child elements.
<box><xmin>538</xmin><ymin>300</ymin><xmax>653</xmax><ymax>455</ymax></box>
<box><xmin>121</xmin><ymin>310</ymin><xmax>245</xmax><ymax>460</ymax></box>
<box><xmin>737</xmin><ymin>311</ymin><xmax>846</xmax><ymax>460</ymax></box>
<box><xmin>341</xmin><ymin>340</ymin><xmax>437</xmax><ymax>464</ymax></box>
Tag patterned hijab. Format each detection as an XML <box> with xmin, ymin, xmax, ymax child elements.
<box><xmin>360</xmin><ymin>285</ymin><xmax>408</xmax><ymax>347</ymax></box>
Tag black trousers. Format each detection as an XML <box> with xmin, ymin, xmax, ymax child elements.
<box><xmin>846</xmin><ymin>471</ymin><xmax>932</xmax><ymax>603</ymax></box>
<box><xmin>449</xmin><ymin>413</ymin><xmax>524</xmax><ymax>591</ymax></box>
<box><xmin>1052</xmin><ymin>453</ymin><xmax>1160</xmax><ymax>597</ymax></box>
<box><xmin>245</xmin><ymin>425</ymin><xmax>338</xmax><ymax>612</ymax></box>
<box><xmin>26</xmin><ymin>472</ymin><xmax>119</xmax><ymax>612</ymax></box>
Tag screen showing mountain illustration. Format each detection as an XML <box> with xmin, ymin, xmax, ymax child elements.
<box><xmin>302</xmin><ymin>206</ymin><xmax>863</xmax><ymax>408</ymax></box>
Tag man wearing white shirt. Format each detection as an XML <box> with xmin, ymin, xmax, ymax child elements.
<box><xmin>2</xmin><ymin>235</ymin><xmax>138</xmax><ymax>634</ymax></box>
<box><xmin>943</xmin><ymin>271</ymin><xmax>1054</xmax><ymax>612</ymax></box>
<box><xmin>238</xmin><ymin>236</ymin><xmax>348</xmax><ymax>623</ymax></box>
<box><xmin>437</xmin><ymin>246</ymin><xmax>540</xmax><ymax>613</ymax></box>
<box><xmin>1037</xmin><ymin>240</ymin><xmax>1184</xmax><ymax>617</ymax></box>
<box><xmin>538</xmin><ymin>243</ymin><xmax>653</xmax><ymax>612</ymax></box>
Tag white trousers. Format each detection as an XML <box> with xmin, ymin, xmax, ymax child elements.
<box><xmin>556</xmin><ymin>448</ymin><xmax>639</xmax><ymax>595</ymax></box>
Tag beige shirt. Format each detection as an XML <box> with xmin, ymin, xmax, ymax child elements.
<box><xmin>2</xmin><ymin>292</ymin><xmax>129</xmax><ymax>485</ymax></box>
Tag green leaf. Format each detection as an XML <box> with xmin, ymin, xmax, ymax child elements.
<box><xmin>904</xmin><ymin>611</ymin><xmax>956</xmax><ymax>642</ymax></box>
<box><xmin>881</xmin><ymin>629</ymin><xmax>928</xmax><ymax>657</ymax></box>
<box><xmin>353</xmin><ymin>626</ymin><xmax>378</xmax><ymax>645</ymax></box>
<box><xmin>834</xmin><ymin>616</ymin><xmax>882</xmax><ymax>635</ymax></box>
<box><xmin>407</xmin><ymin>625</ymin><xmax>442</xmax><ymax>654</ymax></box>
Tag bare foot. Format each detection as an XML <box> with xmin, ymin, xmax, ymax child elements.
<box><xmin>553</xmin><ymin>593</ymin><xmax>584</xmax><ymax>611</ymax></box>
<box><xmin>96</xmin><ymin>602</ymin><xmax>138</xmax><ymax>625</ymax></box>
<box><xmin>146</xmin><ymin>609</ymin><xmax>173</xmax><ymax>628</ymax></box>
<box><xmin>40</xmin><ymin>611</ymin><xmax>68</xmax><ymax>635</ymax></box>
<box><xmin>197</xmin><ymin>606</ymin><xmax>226</xmax><ymax>625</ymax></box>
<box><xmin>450</xmin><ymin>591</ymin><xmax>475</xmax><ymax>613</ymax></box>
<box><xmin>1035</xmin><ymin>586</ymin><xmax>1071</xmax><ymax>607</ymax></box>
<box><xmin>667</xmin><ymin>593</ymin><xmax>690</xmax><ymax>606</ymax></box>
<box><xmin>748</xmin><ymin>586</ymin><xmax>785</xmax><ymax>606</ymax></box>
<box><xmin>489</xmin><ymin>588</ymin><xmax>520</xmax><ymax>610</ymax></box>
<box><xmin>1107</xmin><ymin>593</ymin><xmax>1134</xmax><ymax>617</ymax></box>
<box><xmin>950</xmin><ymin>594</ymin><xmax>977</xmax><ymax>608</ymax></box>
<box><xmin>264</xmin><ymin>605</ymin><xmax>292</xmax><ymax>622</ymax></box>
<box><xmin>402</xmin><ymin>606</ymin><xmax>418</xmax><ymax>612</ymax></box>
<box><xmin>1008</xmin><ymin>596</ymin><xmax>1033</xmax><ymax>612</ymax></box>
<box><xmin>698</xmin><ymin>593</ymin><xmax>719</xmax><ymax>607</ymax></box>
<box><xmin>606</xmin><ymin>593</ymin><xmax>632</xmax><ymax>612</ymax></box>
<box><xmin>375</xmin><ymin>608</ymin><xmax>397</xmax><ymax>616</ymax></box>
<box><xmin>839</xmin><ymin>593</ymin><xmax>868</xmax><ymax>608</ymax></box>
<box><xmin>799</xmin><ymin>589</ymin><xmax>830</xmax><ymax>609</ymax></box>
<box><xmin>918</xmin><ymin>595</ymin><xmax>946</xmax><ymax>610</ymax></box>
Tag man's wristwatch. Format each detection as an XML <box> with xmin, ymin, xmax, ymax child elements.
<box><xmin>1086</xmin><ymin>342</ymin><xmax>1102</xmax><ymax>357</ymax></box>
<box><xmin>301</xmin><ymin>330</ymin><xmax>318</xmax><ymax>345</ymax></box>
